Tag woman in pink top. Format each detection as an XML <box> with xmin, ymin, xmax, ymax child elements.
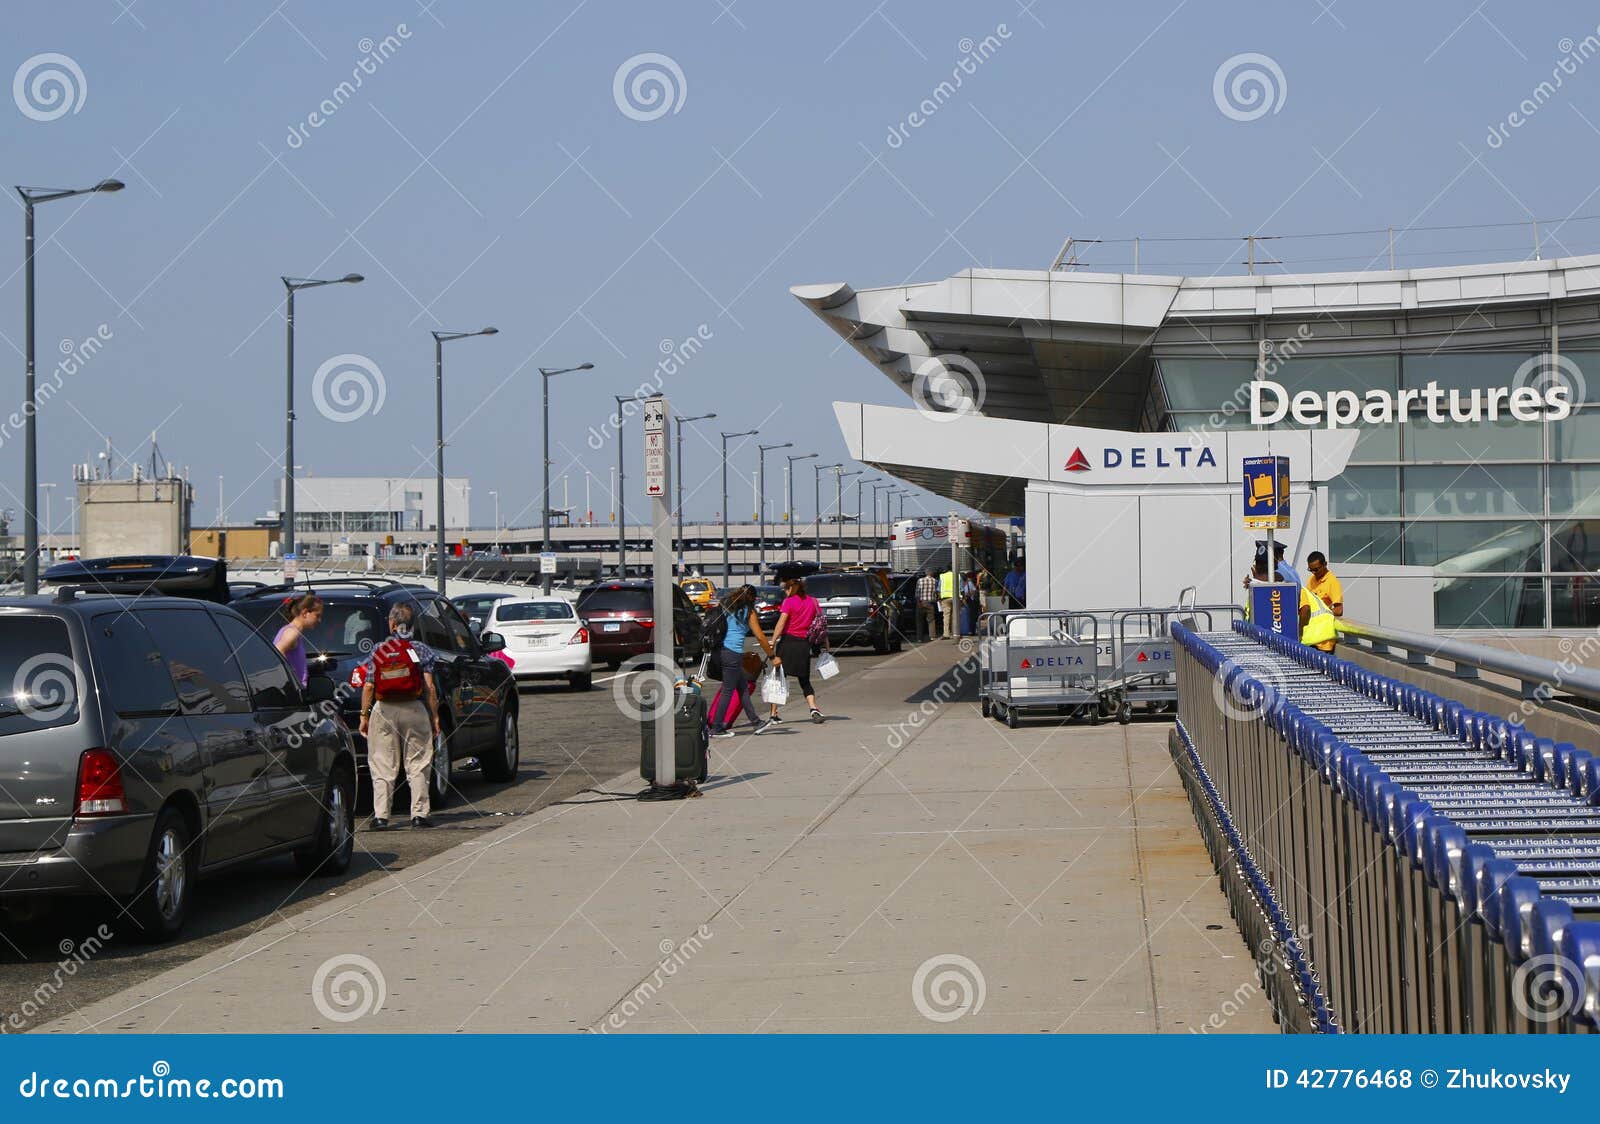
<box><xmin>768</xmin><ymin>577</ymin><xmax>825</xmax><ymax>724</ymax></box>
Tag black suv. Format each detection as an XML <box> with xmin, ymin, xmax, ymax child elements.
<box><xmin>230</xmin><ymin>580</ymin><xmax>519</xmax><ymax>809</ymax></box>
<box><xmin>0</xmin><ymin>592</ymin><xmax>357</xmax><ymax>941</ymax></box>
<box><xmin>806</xmin><ymin>572</ymin><xmax>902</xmax><ymax>653</ymax></box>
<box><xmin>575</xmin><ymin>582</ymin><xmax>706</xmax><ymax>669</ymax></box>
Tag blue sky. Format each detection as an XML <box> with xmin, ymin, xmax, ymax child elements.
<box><xmin>5</xmin><ymin>1</ymin><xmax>1600</xmax><ymax>532</ymax></box>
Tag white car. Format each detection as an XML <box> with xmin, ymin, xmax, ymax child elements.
<box><xmin>484</xmin><ymin>596</ymin><xmax>592</xmax><ymax>690</ymax></box>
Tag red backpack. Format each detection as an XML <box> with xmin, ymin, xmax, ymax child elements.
<box><xmin>370</xmin><ymin>637</ymin><xmax>423</xmax><ymax>699</ymax></box>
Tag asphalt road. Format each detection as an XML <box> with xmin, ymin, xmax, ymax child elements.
<box><xmin>0</xmin><ymin>647</ymin><xmax>910</xmax><ymax>1032</ymax></box>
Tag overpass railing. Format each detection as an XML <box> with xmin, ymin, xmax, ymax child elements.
<box><xmin>1171</xmin><ymin>618</ymin><xmax>1600</xmax><ymax>1034</ymax></box>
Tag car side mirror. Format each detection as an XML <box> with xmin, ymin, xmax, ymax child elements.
<box><xmin>478</xmin><ymin>630</ymin><xmax>506</xmax><ymax>653</ymax></box>
<box><xmin>305</xmin><ymin>674</ymin><xmax>337</xmax><ymax>703</ymax></box>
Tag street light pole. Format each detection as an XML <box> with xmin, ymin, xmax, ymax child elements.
<box><xmin>17</xmin><ymin>179</ymin><xmax>124</xmax><ymax>593</ymax></box>
<box><xmin>281</xmin><ymin>270</ymin><xmax>363</xmax><ymax>568</ymax></box>
<box><xmin>756</xmin><ymin>442</ymin><xmax>791</xmax><ymax>576</ymax></box>
<box><xmin>431</xmin><ymin>327</ymin><xmax>498</xmax><ymax>595</ymax></box>
<box><xmin>720</xmin><ymin>429</ymin><xmax>756</xmax><ymax>581</ymax></box>
<box><xmin>488</xmin><ymin>490</ymin><xmax>499</xmax><ymax>551</ymax></box>
<box><xmin>786</xmin><ymin>453</ymin><xmax>817</xmax><ymax>561</ymax></box>
<box><xmin>673</xmin><ymin>412</ymin><xmax>715</xmax><ymax>576</ymax></box>
<box><xmin>813</xmin><ymin>463</ymin><xmax>840</xmax><ymax>564</ymax></box>
<box><xmin>613</xmin><ymin>395</ymin><xmax>632</xmax><ymax>579</ymax></box>
<box><xmin>854</xmin><ymin>477</ymin><xmax>877</xmax><ymax>565</ymax></box>
<box><xmin>536</xmin><ymin>363</ymin><xmax>593</xmax><ymax>594</ymax></box>
<box><xmin>835</xmin><ymin>468</ymin><xmax>861</xmax><ymax>566</ymax></box>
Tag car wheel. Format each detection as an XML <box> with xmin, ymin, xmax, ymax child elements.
<box><xmin>569</xmin><ymin>671</ymin><xmax>593</xmax><ymax>691</ymax></box>
<box><xmin>127</xmin><ymin>808</ymin><xmax>193</xmax><ymax>943</ymax></box>
<box><xmin>295</xmin><ymin>765</ymin><xmax>355</xmax><ymax>876</ymax></box>
<box><xmin>430</xmin><ymin>723</ymin><xmax>452</xmax><ymax>809</ymax></box>
<box><xmin>479</xmin><ymin>707</ymin><xmax>520</xmax><ymax>783</ymax></box>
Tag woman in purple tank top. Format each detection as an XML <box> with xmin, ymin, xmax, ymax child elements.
<box><xmin>273</xmin><ymin>593</ymin><xmax>324</xmax><ymax>686</ymax></box>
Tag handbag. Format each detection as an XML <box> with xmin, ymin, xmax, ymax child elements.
<box><xmin>759</xmin><ymin>666</ymin><xmax>789</xmax><ymax>705</ymax></box>
<box><xmin>815</xmin><ymin>651</ymin><xmax>840</xmax><ymax>680</ymax></box>
<box><xmin>805</xmin><ymin>598</ymin><xmax>829</xmax><ymax>650</ymax></box>
<box><xmin>741</xmin><ymin>651</ymin><xmax>763</xmax><ymax>678</ymax></box>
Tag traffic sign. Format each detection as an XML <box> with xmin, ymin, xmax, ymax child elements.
<box><xmin>1242</xmin><ymin>455</ymin><xmax>1290</xmax><ymax>530</ymax></box>
<box><xmin>539</xmin><ymin>551</ymin><xmax>557</xmax><ymax>574</ymax></box>
<box><xmin>643</xmin><ymin>395</ymin><xmax>668</xmax><ymax>497</ymax></box>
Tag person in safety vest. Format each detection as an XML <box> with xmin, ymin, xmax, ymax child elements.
<box><xmin>938</xmin><ymin>568</ymin><xmax>956</xmax><ymax>639</ymax></box>
<box><xmin>1298</xmin><ymin>584</ymin><xmax>1338</xmax><ymax>651</ymax></box>
<box><xmin>1305</xmin><ymin>551</ymin><xmax>1344</xmax><ymax>620</ymax></box>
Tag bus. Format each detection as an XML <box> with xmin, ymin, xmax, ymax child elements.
<box><xmin>890</xmin><ymin>516</ymin><xmax>1009</xmax><ymax>580</ymax></box>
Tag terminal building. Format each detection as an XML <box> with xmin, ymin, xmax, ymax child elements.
<box><xmin>796</xmin><ymin>252</ymin><xmax>1600</xmax><ymax>641</ymax></box>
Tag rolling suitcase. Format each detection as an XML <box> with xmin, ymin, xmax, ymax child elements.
<box><xmin>639</xmin><ymin>688</ymin><xmax>709</xmax><ymax>784</ymax></box>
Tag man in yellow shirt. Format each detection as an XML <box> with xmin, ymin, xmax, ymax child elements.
<box><xmin>1299</xmin><ymin>551</ymin><xmax>1343</xmax><ymax>651</ymax></box>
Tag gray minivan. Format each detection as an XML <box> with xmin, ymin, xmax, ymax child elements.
<box><xmin>0</xmin><ymin>592</ymin><xmax>357</xmax><ymax>941</ymax></box>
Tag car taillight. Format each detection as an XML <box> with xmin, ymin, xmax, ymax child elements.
<box><xmin>570</xmin><ymin>627</ymin><xmax>589</xmax><ymax>644</ymax></box>
<box><xmin>75</xmin><ymin>749</ymin><xmax>127</xmax><ymax>817</ymax></box>
<box><xmin>637</xmin><ymin>617</ymin><xmax>655</xmax><ymax>628</ymax></box>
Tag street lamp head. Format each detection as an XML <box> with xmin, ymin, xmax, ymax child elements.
<box><xmin>95</xmin><ymin>179</ymin><xmax>125</xmax><ymax>193</ymax></box>
<box><xmin>341</xmin><ymin>273</ymin><xmax>364</xmax><ymax>284</ymax></box>
<box><xmin>480</xmin><ymin>327</ymin><xmax>498</xmax><ymax>336</ymax></box>
<box><xmin>576</xmin><ymin>362</ymin><xmax>593</xmax><ymax>370</ymax></box>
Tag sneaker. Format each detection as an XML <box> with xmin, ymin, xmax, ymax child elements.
<box><xmin>710</xmin><ymin>728</ymin><xmax>736</xmax><ymax>739</ymax></box>
<box><xmin>752</xmin><ymin>719</ymin><xmax>774</xmax><ymax>735</ymax></box>
<box><xmin>769</xmin><ymin>714</ymin><xmax>784</xmax><ymax>724</ymax></box>
<box><xmin>810</xmin><ymin>709</ymin><xmax>825</xmax><ymax>724</ymax></box>
<box><xmin>411</xmin><ymin>815</ymin><xmax>433</xmax><ymax>829</ymax></box>
<box><xmin>368</xmin><ymin>817</ymin><xmax>389</xmax><ymax>831</ymax></box>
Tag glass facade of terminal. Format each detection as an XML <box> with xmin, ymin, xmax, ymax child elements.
<box><xmin>1155</xmin><ymin>350</ymin><xmax>1600</xmax><ymax>630</ymax></box>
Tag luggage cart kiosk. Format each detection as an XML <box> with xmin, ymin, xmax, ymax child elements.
<box><xmin>979</xmin><ymin>609</ymin><xmax>1103</xmax><ymax>728</ymax></box>
<box><xmin>1095</xmin><ymin>603</ymin><xmax>1246</xmax><ymax>722</ymax></box>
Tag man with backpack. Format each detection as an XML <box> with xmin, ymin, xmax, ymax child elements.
<box><xmin>357</xmin><ymin>603</ymin><xmax>442</xmax><ymax>830</ymax></box>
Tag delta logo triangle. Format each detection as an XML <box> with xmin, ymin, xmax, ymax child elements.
<box><xmin>1064</xmin><ymin>447</ymin><xmax>1091</xmax><ymax>472</ymax></box>
<box><xmin>1136</xmin><ymin>651</ymin><xmax>1148</xmax><ymax>662</ymax></box>
<box><xmin>1019</xmin><ymin>658</ymin><xmax>1032</xmax><ymax>669</ymax></box>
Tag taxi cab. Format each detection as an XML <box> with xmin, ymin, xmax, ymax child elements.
<box><xmin>679</xmin><ymin>576</ymin><xmax>717</xmax><ymax>610</ymax></box>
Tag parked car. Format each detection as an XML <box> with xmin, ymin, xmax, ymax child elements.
<box><xmin>888</xmin><ymin>572</ymin><xmax>923</xmax><ymax>642</ymax></box>
<box><xmin>483</xmin><ymin>596</ymin><xmax>592</xmax><ymax>690</ymax></box>
<box><xmin>752</xmin><ymin>585</ymin><xmax>785</xmax><ymax>632</ymax></box>
<box><xmin>806</xmin><ymin>572</ymin><xmax>902</xmax><ymax>653</ymax></box>
<box><xmin>0</xmin><ymin>591</ymin><xmax>357</xmax><ymax>941</ymax></box>
<box><xmin>452</xmin><ymin>590</ymin><xmax>517</xmax><ymax>632</ymax></box>
<box><xmin>679</xmin><ymin>577</ymin><xmax>717</xmax><ymax>610</ymax></box>
<box><xmin>574</xmin><ymin>582</ymin><xmax>705</xmax><ymax>668</ymax></box>
<box><xmin>231</xmin><ymin>579</ymin><xmax>519</xmax><ymax>810</ymax></box>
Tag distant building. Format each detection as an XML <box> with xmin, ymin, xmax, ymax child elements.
<box><xmin>77</xmin><ymin>474</ymin><xmax>194</xmax><ymax>557</ymax></box>
<box><xmin>192</xmin><ymin>525</ymin><xmax>279</xmax><ymax>561</ymax></box>
<box><xmin>277</xmin><ymin>476</ymin><xmax>469</xmax><ymax>534</ymax></box>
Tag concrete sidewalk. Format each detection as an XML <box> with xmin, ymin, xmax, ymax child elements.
<box><xmin>44</xmin><ymin>643</ymin><xmax>1273</xmax><ymax>1034</ymax></box>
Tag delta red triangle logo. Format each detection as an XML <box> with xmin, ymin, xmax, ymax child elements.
<box><xmin>1064</xmin><ymin>447</ymin><xmax>1091</xmax><ymax>472</ymax></box>
<box><xmin>1136</xmin><ymin>651</ymin><xmax>1148</xmax><ymax>662</ymax></box>
<box><xmin>1019</xmin><ymin>658</ymin><xmax>1032</xmax><ymax>669</ymax></box>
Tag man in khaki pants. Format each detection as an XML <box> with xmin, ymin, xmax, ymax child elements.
<box><xmin>358</xmin><ymin>603</ymin><xmax>442</xmax><ymax>830</ymax></box>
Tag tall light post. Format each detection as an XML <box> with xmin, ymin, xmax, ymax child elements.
<box><xmin>431</xmin><ymin>327</ymin><xmax>497</xmax><ymax>594</ymax></box>
<box><xmin>720</xmin><ymin>429</ymin><xmax>757</xmax><ymax>581</ymax></box>
<box><xmin>835</xmin><ymin>468</ymin><xmax>861</xmax><ymax>566</ymax></box>
<box><xmin>756</xmin><ymin>442</ymin><xmax>791</xmax><ymax>576</ymax></box>
<box><xmin>488</xmin><ymin>490</ymin><xmax>500</xmax><ymax>551</ymax></box>
<box><xmin>612</xmin><ymin>395</ymin><xmax>634</xmax><ymax>579</ymax></box>
<box><xmin>17</xmin><ymin>179</ymin><xmax>123</xmax><ymax>593</ymax></box>
<box><xmin>39</xmin><ymin>483</ymin><xmax>54</xmax><ymax>563</ymax></box>
<box><xmin>870</xmin><ymin>482</ymin><xmax>892</xmax><ymax>564</ymax></box>
<box><xmin>535</xmin><ymin>362</ymin><xmax>593</xmax><ymax>594</ymax></box>
<box><xmin>813</xmin><ymin>462</ymin><xmax>840</xmax><ymax>564</ymax></box>
<box><xmin>673</xmin><ymin>411</ymin><xmax>716</xmax><ymax>575</ymax></box>
<box><xmin>854</xmin><ymin>477</ymin><xmax>878</xmax><ymax>565</ymax></box>
<box><xmin>281</xmin><ymin>270</ymin><xmax>363</xmax><ymax>568</ymax></box>
<box><xmin>786</xmin><ymin>452</ymin><xmax>817</xmax><ymax>561</ymax></box>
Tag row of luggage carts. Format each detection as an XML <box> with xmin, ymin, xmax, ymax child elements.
<box><xmin>977</xmin><ymin>600</ymin><xmax>1242</xmax><ymax>728</ymax></box>
<box><xmin>1172</xmin><ymin>618</ymin><xmax>1600</xmax><ymax>1033</ymax></box>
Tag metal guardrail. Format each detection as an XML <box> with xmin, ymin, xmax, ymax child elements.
<box><xmin>1336</xmin><ymin>618</ymin><xmax>1600</xmax><ymax>702</ymax></box>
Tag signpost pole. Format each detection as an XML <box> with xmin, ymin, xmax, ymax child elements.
<box><xmin>643</xmin><ymin>397</ymin><xmax>675</xmax><ymax>790</ymax></box>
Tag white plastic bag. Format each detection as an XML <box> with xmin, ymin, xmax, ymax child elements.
<box><xmin>760</xmin><ymin>666</ymin><xmax>789</xmax><ymax>705</ymax></box>
<box><xmin>815</xmin><ymin>651</ymin><xmax>840</xmax><ymax>680</ymax></box>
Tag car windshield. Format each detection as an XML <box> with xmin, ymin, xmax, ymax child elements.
<box><xmin>754</xmin><ymin>586</ymin><xmax>784</xmax><ymax>606</ymax></box>
<box><xmin>806</xmin><ymin>575</ymin><xmax>873</xmax><ymax>600</ymax></box>
<box><xmin>0</xmin><ymin>616</ymin><xmax>82</xmax><ymax>733</ymax></box>
<box><xmin>495</xmin><ymin>601</ymin><xmax>575</xmax><ymax>622</ymax></box>
<box><xmin>576</xmin><ymin>588</ymin><xmax>651</xmax><ymax>613</ymax></box>
<box><xmin>232</xmin><ymin>599</ymin><xmax>386</xmax><ymax>657</ymax></box>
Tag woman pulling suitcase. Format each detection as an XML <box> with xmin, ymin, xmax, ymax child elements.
<box><xmin>708</xmin><ymin>585</ymin><xmax>776</xmax><ymax>738</ymax></box>
<box><xmin>768</xmin><ymin>576</ymin><xmax>826</xmax><ymax>724</ymax></box>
